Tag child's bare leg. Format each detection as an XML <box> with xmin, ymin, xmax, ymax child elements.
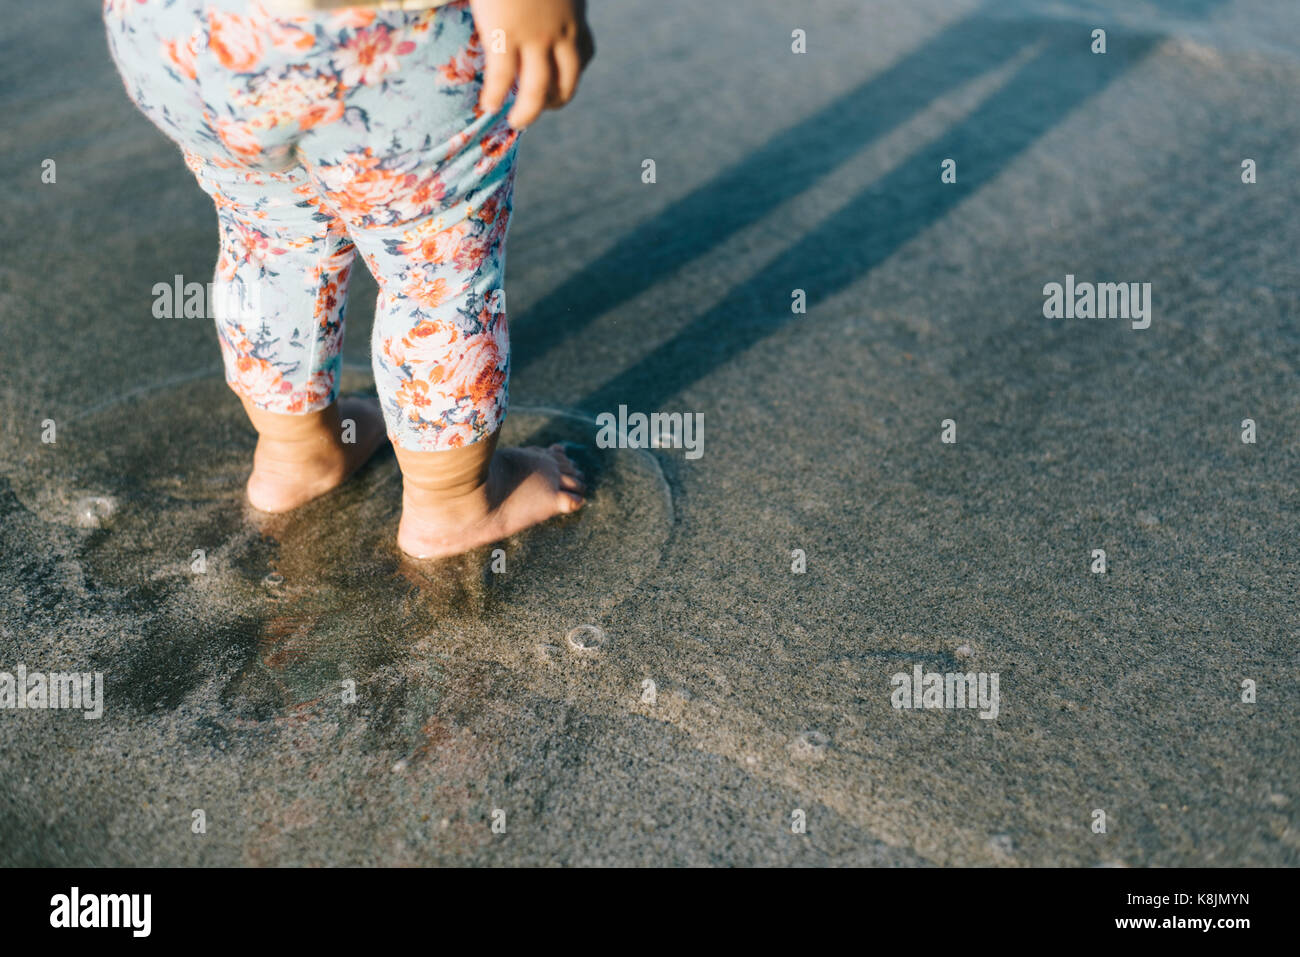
<box><xmin>242</xmin><ymin>395</ymin><xmax>387</xmax><ymax>513</ymax></box>
<box><xmin>396</xmin><ymin>433</ymin><xmax>584</xmax><ymax>559</ymax></box>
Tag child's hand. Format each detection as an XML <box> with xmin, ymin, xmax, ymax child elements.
<box><xmin>470</xmin><ymin>0</ymin><xmax>595</xmax><ymax>129</ymax></box>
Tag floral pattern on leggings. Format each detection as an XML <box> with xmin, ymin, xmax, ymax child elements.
<box><xmin>104</xmin><ymin>0</ymin><xmax>519</xmax><ymax>450</ymax></box>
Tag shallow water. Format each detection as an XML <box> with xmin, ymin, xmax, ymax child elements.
<box><xmin>3</xmin><ymin>0</ymin><xmax>1299</xmax><ymax>866</ymax></box>
<box><xmin>8</xmin><ymin>370</ymin><xmax>672</xmax><ymax>726</ymax></box>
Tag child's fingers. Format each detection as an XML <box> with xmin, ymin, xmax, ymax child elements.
<box><xmin>479</xmin><ymin>41</ymin><xmax>517</xmax><ymax>115</ymax></box>
<box><xmin>551</xmin><ymin>41</ymin><xmax>581</xmax><ymax>106</ymax></box>
<box><xmin>507</xmin><ymin>45</ymin><xmax>552</xmax><ymax>129</ymax></box>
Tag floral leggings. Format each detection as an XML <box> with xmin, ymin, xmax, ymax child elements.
<box><xmin>104</xmin><ymin>0</ymin><xmax>518</xmax><ymax>451</ymax></box>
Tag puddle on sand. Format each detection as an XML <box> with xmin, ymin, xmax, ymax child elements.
<box><xmin>9</xmin><ymin>369</ymin><xmax>672</xmax><ymax>724</ymax></box>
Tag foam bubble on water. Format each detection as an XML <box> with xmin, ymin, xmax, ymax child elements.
<box><xmin>788</xmin><ymin>730</ymin><xmax>830</xmax><ymax>762</ymax></box>
<box><xmin>565</xmin><ymin>624</ymin><xmax>605</xmax><ymax>652</ymax></box>
<box><xmin>73</xmin><ymin>495</ymin><xmax>117</xmax><ymax>529</ymax></box>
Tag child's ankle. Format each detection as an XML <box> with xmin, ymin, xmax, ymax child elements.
<box><xmin>394</xmin><ymin>432</ymin><xmax>499</xmax><ymax>522</ymax></box>
<box><xmin>241</xmin><ymin>395</ymin><xmax>342</xmax><ymax>445</ymax></box>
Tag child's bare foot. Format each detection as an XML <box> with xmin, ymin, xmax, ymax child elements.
<box><xmin>243</xmin><ymin>396</ymin><xmax>388</xmax><ymax>513</ymax></box>
<box><xmin>396</xmin><ymin>436</ymin><xmax>585</xmax><ymax>559</ymax></box>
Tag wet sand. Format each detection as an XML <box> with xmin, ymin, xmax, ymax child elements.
<box><xmin>1</xmin><ymin>0</ymin><xmax>1297</xmax><ymax>865</ymax></box>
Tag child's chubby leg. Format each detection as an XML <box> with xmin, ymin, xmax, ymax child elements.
<box><xmin>242</xmin><ymin>395</ymin><xmax>388</xmax><ymax>513</ymax></box>
<box><xmin>395</xmin><ymin>432</ymin><xmax>584</xmax><ymax>560</ymax></box>
<box><xmin>190</xmin><ymin>157</ymin><xmax>390</xmax><ymax>513</ymax></box>
<box><xmin>102</xmin><ymin>0</ymin><xmax>396</xmax><ymax>512</ymax></box>
<box><xmin>342</xmin><ymin>199</ymin><xmax>589</xmax><ymax>556</ymax></box>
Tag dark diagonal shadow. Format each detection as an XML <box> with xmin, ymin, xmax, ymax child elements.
<box><xmin>511</xmin><ymin>8</ymin><xmax>1035</xmax><ymax>369</ymax></box>
<box><xmin>524</xmin><ymin>4</ymin><xmax>1230</xmax><ymax>437</ymax></box>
